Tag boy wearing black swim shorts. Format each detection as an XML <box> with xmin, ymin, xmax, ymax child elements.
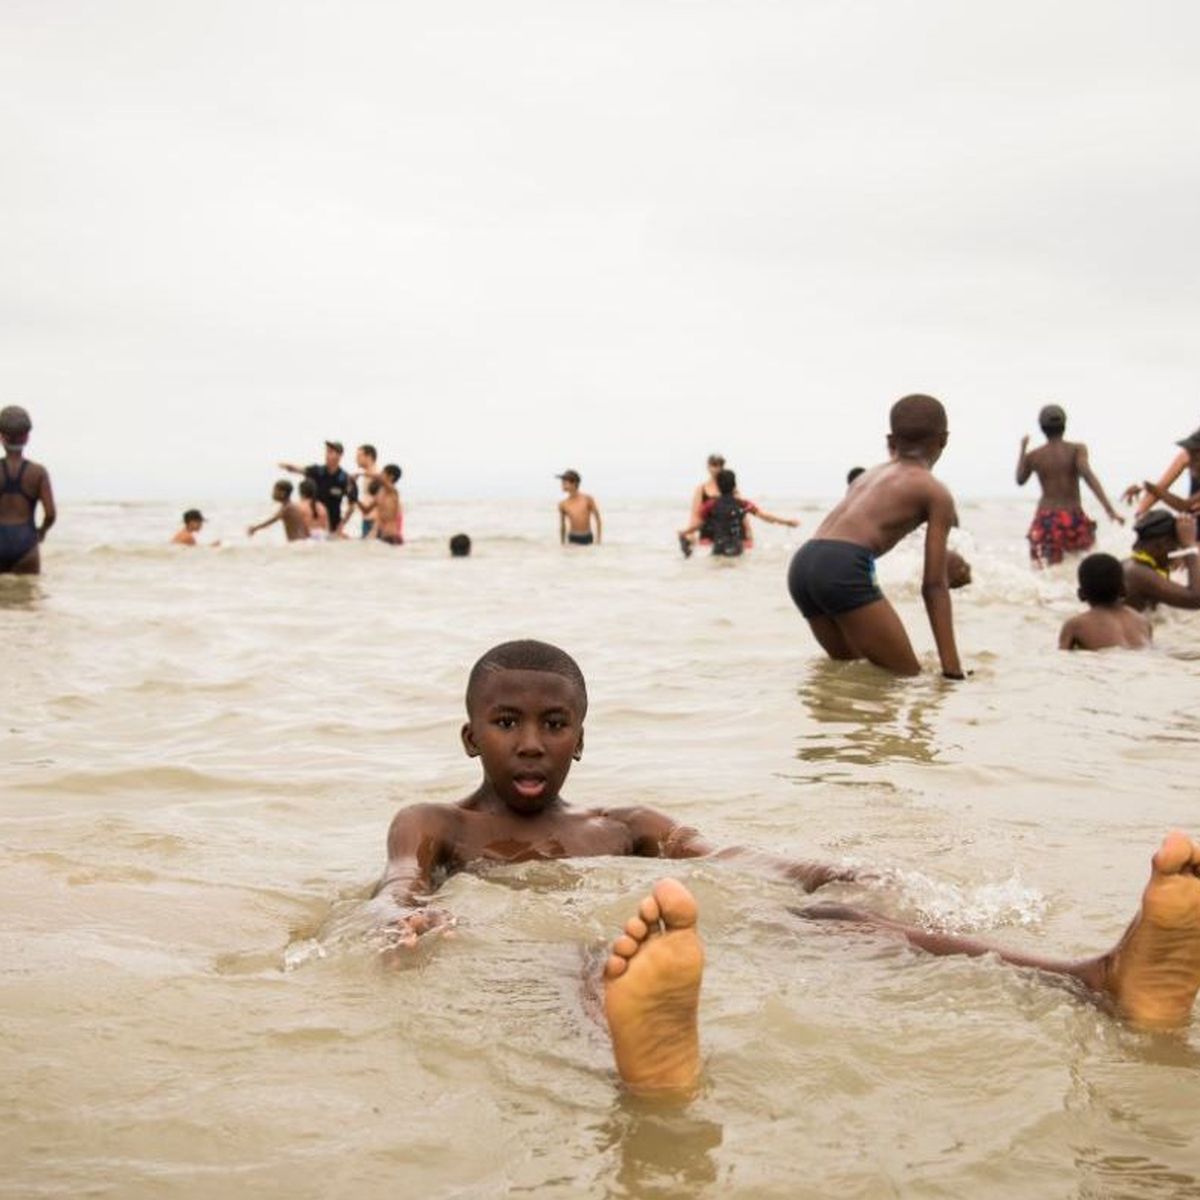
<box><xmin>788</xmin><ymin>394</ymin><xmax>965</xmax><ymax>678</ymax></box>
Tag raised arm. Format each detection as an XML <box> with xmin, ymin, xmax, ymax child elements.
<box><xmin>36</xmin><ymin>468</ymin><xmax>56</xmax><ymax>541</ymax></box>
<box><xmin>1131</xmin><ymin>451</ymin><xmax>1189</xmax><ymax>516</ymax></box>
<box><xmin>278</xmin><ymin>461</ymin><xmax>306</xmax><ymax>476</ymax></box>
<box><xmin>1135</xmin><ymin>519</ymin><xmax>1200</xmax><ymax>609</ymax></box>
<box><xmin>1015</xmin><ymin>436</ymin><xmax>1033</xmax><ymax>486</ymax></box>
<box><xmin>921</xmin><ymin>484</ymin><xmax>965</xmax><ymax>679</ymax></box>
<box><xmin>1077</xmin><ymin>446</ymin><xmax>1123</xmax><ymax>523</ymax></box>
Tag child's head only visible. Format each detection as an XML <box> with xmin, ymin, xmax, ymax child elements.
<box><xmin>0</xmin><ymin>405</ymin><xmax>32</xmax><ymax>451</ymax></box>
<box><xmin>1077</xmin><ymin>553</ymin><xmax>1125</xmax><ymax>607</ymax></box>
<box><xmin>462</xmin><ymin>640</ymin><xmax>587</xmax><ymax>814</ymax></box>
<box><xmin>298</xmin><ymin>479</ymin><xmax>317</xmax><ymax>501</ymax></box>
<box><xmin>181</xmin><ymin>509</ymin><xmax>205</xmax><ymax>532</ymax></box>
<box><xmin>273</xmin><ymin>480</ymin><xmax>294</xmax><ymax>503</ymax></box>
<box><xmin>715</xmin><ymin>469</ymin><xmax>737</xmax><ymax>496</ymax></box>
<box><xmin>1039</xmin><ymin>404</ymin><xmax>1067</xmax><ymax>439</ymax></box>
<box><xmin>888</xmin><ymin>394</ymin><xmax>948</xmax><ymax>463</ymax></box>
<box><xmin>449</xmin><ymin>533</ymin><xmax>471</xmax><ymax>557</ymax></box>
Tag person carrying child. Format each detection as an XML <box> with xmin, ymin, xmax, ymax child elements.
<box><xmin>787</xmin><ymin>394</ymin><xmax>965</xmax><ymax>678</ymax></box>
<box><xmin>678</xmin><ymin>469</ymin><xmax>798</xmax><ymax>557</ymax></box>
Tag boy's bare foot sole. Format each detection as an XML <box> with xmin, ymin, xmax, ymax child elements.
<box><xmin>603</xmin><ymin>878</ymin><xmax>704</xmax><ymax>1094</ymax></box>
<box><xmin>1102</xmin><ymin>832</ymin><xmax>1200</xmax><ymax>1029</ymax></box>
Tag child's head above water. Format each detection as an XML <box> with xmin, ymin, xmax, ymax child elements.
<box><xmin>888</xmin><ymin>394</ymin><xmax>948</xmax><ymax>462</ymax></box>
<box><xmin>715</xmin><ymin>469</ymin><xmax>737</xmax><ymax>496</ymax></box>
<box><xmin>1078</xmin><ymin>553</ymin><xmax>1125</xmax><ymax>606</ymax></box>
<box><xmin>463</xmin><ymin>640</ymin><xmax>588</xmax><ymax>815</ymax></box>
<box><xmin>1039</xmin><ymin>404</ymin><xmax>1067</xmax><ymax>439</ymax></box>
<box><xmin>449</xmin><ymin>533</ymin><xmax>471</xmax><ymax>557</ymax></box>
<box><xmin>181</xmin><ymin>509</ymin><xmax>205</xmax><ymax>532</ymax></box>
<box><xmin>273</xmin><ymin>480</ymin><xmax>293</xmax><ymax>502</ymax></box>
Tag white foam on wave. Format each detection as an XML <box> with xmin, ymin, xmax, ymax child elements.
<box><xmin>887</xmin><ymin>867</ymin><xmax>1049</xmax><ymax>933</ymax></box>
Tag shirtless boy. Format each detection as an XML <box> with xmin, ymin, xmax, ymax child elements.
<box><xmin>354</xmin><ymin>444</ymin><xmax>379</xmax><ymax>538</ymax></box>
<box><xmin>374</xmin><ymin>640</ymin><xmax>1200</xmax><ymax>1096</ymax></box>
<box><xmin>787</xmin><ymin>395</ymin><xmax>964</xmax><ymax>678</ymax></box>
<box><xmin>677</xmin><ymin>469</ymin><xmax>798</xmax><ymax>557</ymax></box>
<box><xmin>171</xmin><ymin>510</ymin><xmax>207</xmax><ymax>546</ymax></box>
<box><xmin>1122</xmin><ymin>510</ymin><xmax>1200</xmax><ymax>613</ymax></box>
<box><xmin>296</xmin><ymin>480</ymin><xmax>330</xmax><ymax>538</ymax></box>
<box><xmin>557</xmin><ymin>470</ymin><xmax>602</xmax><ymax>546</ymax></box>
<box><xmin>1058</xmin><ymin>553</ymin><xmax>1152</xmax><ymax>650</ymax></box>
<box><xmin>247</xmin><ymin>481</ymin><xmax>310</xmax><ymax>542</ymax></box>
<box><xmin>363</xmin><ymin>464</ymin><xmax>403</xmax><ymax>545</ymax></box>
<box><xmin>1017</xmin><ymin>404</ymin><xmax>1123</xmax><ymax>567</ymax></box>
<box><xmin>0</xmin><ymin>405</ymin><xmax>55</xmax><ymax>575</ymax></box>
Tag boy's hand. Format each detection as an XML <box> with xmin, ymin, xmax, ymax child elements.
<box><xmin>386</xmin><ymin>906</ymin><xmax>455</xmax><ymax>950</ymax></box>
<box><xmin>246</xmin><ymin>527</ymin><xmax>255</xmax><ymax>537</ymax></box>
<box><xmin>786</xmin><ymin>518</ymin><xmax>800</xmax><ymax>528</ymax></box>
<box><xmin>1107</xmin><ymin>509</ymin><xmax>1126</xmax><ymax>525</ymax></box>
<box><xmin>1177</xmin><ymin>515</ymin><xmax>1197</xmax><ymax>548</ymax></box>
<box><xmin>1122</xmin><ymin>483</ymin><xmax>1143</xmax><ymax>505</ymax></box>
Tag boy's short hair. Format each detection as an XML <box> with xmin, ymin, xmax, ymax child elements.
<box><xmin>1078</xmin><ymin>553</ymin><xmax>1124</xmax><ymax>605</ymax></box>
<box><xmin>1039</xmin><ymin>404</ymin><xmax>1067</xmax><ymax>436</ymax></box>
<box><xmin>846</xmin><ymin>466</ymin><xmax>865</xmax><ymax>485</ymax></box>
<box><xmin>715</xmin><ymin>468</ymin><xmax>737</xmax><ymax>495</ymax></box>
<box><xmin>298</xmin><ymin>479</ymin><xmax>316</xmax><ymax>499</ymax></box>
<box><xmin>359</xmin><ymin>443</ymin><xmax>377</xmax><ymax>460</ymax></box>
<box><xmin>449</xmin><ymin>533</ymin><xmax>471</xmax><ymax>557</ymax></box>
<box><xmin>466</xmin><ymin>640</ymin><xmax>588</xmax><ymax>717</ymax></box>
<box><xmin>0</xmin><ymin>404</ymin><xmax>32</xmax><ymax>445</ymax></box>
<box><xmin>889</xmin><ymin>394</ymin><xmax>947</xmax><ymax>445</ymax></box>
<box><xmin>383</xmin><ymin>463</ymin><xmax>402</xmax><ymax>483</ymax></box>
<box><xmin>274</xmin><ymin>479</ymin><xmax>293</xmax><ymax>499</ymax></box>
<box><xmin>182</xmin><ymin>509</ymin><xmax>204</xmax><ymax>524</ymax></box>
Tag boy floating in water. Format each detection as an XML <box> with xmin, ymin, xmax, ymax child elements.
<box><xmin>557</xmin><ymin>470</ymin><xmax>602</xmax><ymax>546</ymax></box>
<box><xmin>788</xmin><ymin>394</ymin><xmax>965</xmax><ymax>678</ymax></box>
<box><xmin>1017</xmin><ymin>404</ymin><xmax>1124</xmax><ymax>567</ymax></box>
<box><xmin>374</xmin><ymin>640</ymin><xmax>1200</xmax><ymax>1095</ymax></box>
<box><xmin>0</xmin><ymin>405</ymin><xmax>55</xmax><ymax>575</ymax></box>
<box><xmin>247</xmin><ymin>481</ymin><xmax>310</xmax><ymax>542</ymax></box>
<box><xmin>677</xmin><ymin>469</ymin><xmax>798</xmax><ymax>557</ymax></box>
<box><xmin>1058</xmin><ymin>553</ymin><xmax>1152</xmax><ymax>650</ymax></box>
<box><xmin>171</xmin><ymin>509</ymin><xmax>207</xmax><ymax>546</ymax></box>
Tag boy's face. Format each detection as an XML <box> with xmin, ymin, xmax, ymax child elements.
<box><xmin>325</xmin><ymin>446</ymin><xmax>341</xmax><ymax>471</ymax></box>
<box><xmin>186</xmin><ymin>518</ymin><xmax>203</xmax><ymax>533</ymax></box>
<box><xmin>462</xmin><ymin>669</ymin><xmax>585</xmax><ymax>815</ymax></box>
<box><xmin>561</xmin><ymin>479</ymin><xmax>576</xmax><ymax>495</ymax></box>
<box><xmin>356</xmin><ymin>449</ymin><xmax>374</xmax><ymax>470</ymax></box>
<box><xmin>273</xmin><ymin>484</ymin><xmax>289</xmax><ymax>502</ymax></box>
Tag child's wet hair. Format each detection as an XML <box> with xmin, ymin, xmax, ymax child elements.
<box><xmin>449</xmin><ymin>533</ymin><xmax>471</xmax><ymax>557</ymax></box>
<box><xmin>715</xmin><ymin>468</ymin><xmax>737</xmax><ymax>496</ymax></box>
<box><xmin>1078</xmin><ymin>553</ymin><xmax>1124</xmax><ymax>605</ymax></box>
<box><xmin>466</xmin><ymin>640</ymin><xmax>588</xmax><ymax>717</ymax></box>
<box><xmin>182</xmin><ymin>509</ymin><xmax>203</xmax><ymax>525</ymax></box>
<box><xmin>889</xmin><ymin>394</ymin><xmax>947</xmax><ymax>444</ymax></box>
<box><xmin>274</xmin><ymin>479</ymin><xmax>293</xmax><ymax>499</ymax></box>
<box><xmin>846</xmin><ymin>466</ymin><xmax>865</xmax><ymax>486</ymax></box>
<box><xmin>383</xmin><ymin>464</ymin><xmax>401</xmax><ymax>483</ymax></box>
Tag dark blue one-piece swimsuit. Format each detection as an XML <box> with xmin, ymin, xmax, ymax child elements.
<box><xmin>0</xmin><ymin>460</ymin><xmax>38</xmax><ymax>571</ymax></box>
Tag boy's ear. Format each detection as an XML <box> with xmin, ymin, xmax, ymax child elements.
<box><xmin>886</xmin><ymin>433</ymin><xmax>897</xmax><ymax>455</ymax></box>
<box><xmin>939</xmin><ymin>431</ymin><xmax>948</xmax><ymax>448</ymax></box>
<box><xmin>1077</xmin><ymin>587</ymin><xmax>1087</xmax><ymax>603</ymax></box>
<box><xmin>573</xmin><ymin>728</ymin><xmax>585</xmax><ymax>762</ymax></box>
<box><xmin>461</xmin><ymin>721</ymin><xmax>480</xmax><ymax>758</ymax></box>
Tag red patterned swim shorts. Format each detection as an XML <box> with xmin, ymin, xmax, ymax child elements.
<box><xmin>1027</xmin><ymin>507</ymin><xmax>1096</xmax><ymax>566</ymax></box>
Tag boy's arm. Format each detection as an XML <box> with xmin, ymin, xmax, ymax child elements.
<box><xmin>590</xmin><ymin>497</ymin><xmax>602</xmax><ymax>543</ymax></box>
<box><xmin>1140</xmin><ymin>481</ymin><xmax>1200</xmax><ymax>514</ymax></box>
<box><xmin>558</xmin><ymin>503</ymin><xmax>567</xmax><ymax>545</ymax></box>
<box><xmin>1015</xmin><ymin>436</ymin><xmax>1033</xmax><ymax>486</ymax></box>
<box><xmin>1077</xmin><ymin>446</ymin><xmax>1123</xmax><ymax>522</ymax></box>
<box><xmin>921</xmin><ymin>483</ymin><xmax>965</xmax><ymax>678</ymax></box>
<box><xmin>37</xmin><ymin>469</ymin><xmax>56</xmax><ymax>540</ymax></box>
<box><xmin>247</xmin><ymin>510</ymin><xmax>282</xmax><ymax>536</ymax></box>
<box><xmin>614</xmin><ymin>807</ymin><xmax>856</xmax><ymax>893</ymax></box>
<box><xmin>278</xmin><ymin>461</ymin><xmax>306</xmax><ymax>476</ymax></box>
<box><xmin>750</xmin><ymin>503</ymin><xmax>799</xmax><ymax>528</ymax></box>
<box><xmin>373</xmin><ymin>805</ymin><xmax>457</xmax><ymax>941</ymax></box>
<box><xmin>1058</xmin><ymin>617</ymin><xmax>1081</xmax><ymax>651</ymax></box>
<box><xmin>1133</xmin><ymin>451</ymin><xmax>1188</xmax><ymax>516</ymax></box>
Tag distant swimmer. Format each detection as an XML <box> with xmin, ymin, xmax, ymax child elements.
<box><xmin>279</xmin><ymin>441</ymin><xmax>358</xmax><ymax>536</ymax></box>
<box><xmin>171</xmin><ymin>509</ymin><xmax>214</xmax><ymax>547</ymax></box>
<box><xmin>0</xmin><ymin>405</ymin><xmax>55</xmax><ymax>576</ymax></box>
<box><xmin>364</xmin><ymin>464</ymin><xmax>403</xmax><ymax>545</ymax></box>
<box><xmin>788</xmin><ymin>395</ymin><xmax>966</xmax><ymax>678</ymax></box>
<box><xmin>683</xmin><ymin>453</ymin><xmax>727</xmax><ymax>552</ymax></box>
<box><xmin>1017</xmin><ymin>404</ymin><xmax>1123</xmax><ymax>567</ymax></box>
<box><xmin>1122</xmin><ymin>510</ymin><xmax>1200</xmax><ymax>613</ymax></box>
<box><xmin>678</xmin><ymin>469</ymin><xmax>798</xmax><ymax>557</ymax></box>
<box><xmin>373</xmin><ymin>640</ymin><xmax>1200</xmax><ymax>1098</ymax></box>
<box><xmin>352</xmin><ymin>443</ymin><xmax>379</xmax><ymax>537</ymax></box>
<box><xmin>557</xmin><ymin>469</ymin><xmax>602</xmax><ymax>547</ymax></box>
<box><xmin>247</xmin><ymin>480</ymin><xmax>310</xmax><ymax>542</ymax></box>
<box><xmin>1059</xmin><ymin>553</ymin><xmax>1152</xmax><ymax>650</ymax></box>
<box><xmin>1125</xmin><ymin>428</ymin><xmax>1200</xmax><ymax>521</ymax></box>
<box><xmin>449</xmin><ymin>533</ymin><xmax>471</xmax><ymax>557</ymax></box>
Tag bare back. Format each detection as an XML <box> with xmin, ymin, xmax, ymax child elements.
<box><xmin>1026</xmin><ymin>440</ymin><xmax>1084</xmax><ymax>509</ymax></box>
<box><xmin>0</xmin><ymin>456</ymin><xmax>43</xmax><ymax>525</ymax></box>
<box><xmin>1061</xmin><ymin>605</ymin><xmax>1151</xmax><ymax>650</ymax></box>
<box><xmin>280</xmin><ymin>503</ymin><xmax>310</xmax><ymax>541</ymax></box>
<box><xmin>814</xmin><ymin>460</ymin><xmax>952</xmax><ymax>557</ymax></box>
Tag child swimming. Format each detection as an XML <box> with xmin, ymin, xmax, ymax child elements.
<box><xmin>1058</xmin><ymin>553</ymin><xmax>1152</xmax><ymax>650</ymax></box>
<box><xmin>373</xmin><ymin>640</ymin><xmax>1200</xmax><ymax>1096</ymax></box>
<box><xmin>788</xmin><ymin>394</ymin><xmax>965</xmax><ymax>678</ymax></box>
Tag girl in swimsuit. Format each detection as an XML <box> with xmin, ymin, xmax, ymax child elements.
<box><xmin>0</xmin><ymin>406</ymin><xmax>55</xmax><ymax>575</ymax></box>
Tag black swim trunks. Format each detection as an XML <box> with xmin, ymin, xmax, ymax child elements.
<box><xmin>567</xmin><ymin>532</ymin><xmax>594</xmax><ymax>546</ymax></box>
<box><xmin>787</xmin><ymin>539</ymin><xmax>883</xmax><ymax>619</ymax></box>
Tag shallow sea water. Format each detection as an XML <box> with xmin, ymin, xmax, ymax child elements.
<box><xmin>3</xmin><ymin>497</ymin><xmax>1200</xmax><ymax>1198</ymax></box>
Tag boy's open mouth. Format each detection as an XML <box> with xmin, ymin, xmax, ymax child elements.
<box><xmin>511</xmin><ymin>773</ymin><xmax>547</xmax><ymax>799</ymax></box>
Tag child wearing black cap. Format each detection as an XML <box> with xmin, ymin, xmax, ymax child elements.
<box><xmin>1017</xmin><ymin>404</ymin><xmax>1124</xmax><ymax>567</ymax></box>
<box><xmin>1123</xmin><ymin>510</ymin><xmax>1200</xmax><ymax>612</ymax></box>
<box><xmin>556</xmin><ymin>469</ymin><xmax>602</xmax><ymax>546</ymax></box>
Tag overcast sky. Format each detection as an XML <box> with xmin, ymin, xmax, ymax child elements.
<box><xmin>3</xmin><ymin>1</ymin><xmax>1199</xmax><ymax>501</ymax></box>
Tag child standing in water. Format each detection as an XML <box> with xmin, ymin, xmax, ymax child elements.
<box><xmin>557</xmin><ymin>470</ymin><xmax>602</xmax><ymax>546</ymax></box>
<box><xmin>1017</xmin><ymin>404</ymin><xmax>1124</xmax><ymax>566</ymax></box>
<box><xmin>0</xmin><ymin>405</ymin><xmax>55</xmax><ymax>575</ymax></box>
<box><xmin>247</xmin><ymin>481</ymin><xmax>310</xmax><ymax>542</ymax></box>
<box><xmin>1058</xmin><ymin>553</ymin><xmax>1152</xmax><ymax>650</ymax></box>
<box><xmin>788</xmin><ymin>394</ymin><xmax>965</xmax><ymax>678</ymax></box>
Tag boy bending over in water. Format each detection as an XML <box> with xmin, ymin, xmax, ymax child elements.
<box><xmin>1059</xmin><ymin>553</ymin><xmax>1151</xmax><ymax>650</ymax></box>
<box><xmin>375</xmin><ymin>640</ymin><xmax>1200</xmax><ymax>1096</ymax></box>
<box><xmin>788</xmin><ymin>394</ymin><xmax>965</xmax><ymax>677</ymax></box>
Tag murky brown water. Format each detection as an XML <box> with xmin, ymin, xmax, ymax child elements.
<box><xmin>3</xmin><ymin>498</ymin><xmax>1199</xmax><ymax>1198</ymax></box>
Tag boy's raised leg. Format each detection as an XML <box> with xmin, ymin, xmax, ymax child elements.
<box><xmin>604</xmin><ymin>879</ymin><xmax>704</xmax><ymax>1095</ymax></box>
<box><xmin>833</xmin><ymin>598</ymin><xmax>921</xmax><ymax>675</ymax></box>
<box><xmin>796</xmin><ymin>833</ymin><xmax>1200</xmax><ymax>1029</ymax></box>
